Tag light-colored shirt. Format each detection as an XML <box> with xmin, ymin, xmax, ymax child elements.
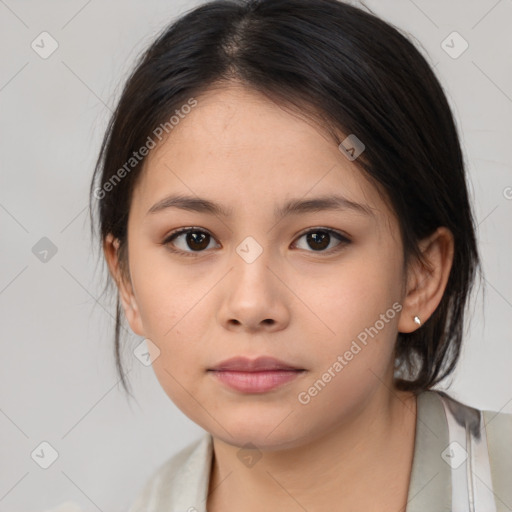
<box><xmin>129</xmin><ymin>390</ymin><xmax>512</xmax><ymax>511</ymax></box>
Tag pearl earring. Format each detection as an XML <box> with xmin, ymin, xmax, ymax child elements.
<box><xmin>413</xmin><ymin>315</ymin><xmax>421</xmax><ymax>326</ymax></box>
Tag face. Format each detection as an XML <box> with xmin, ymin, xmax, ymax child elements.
<box><xmin>111</xmin><ymin>84</ymin><xmax>413</xmax><ymax>450</ymax></box>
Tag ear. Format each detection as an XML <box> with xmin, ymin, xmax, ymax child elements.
<box><xmin>103</xmin><ymin>233</ymin><xmax>145</xmax><ymax>337</ymax></box>
<box><xmin>398</xmin><ymin>227</ymin><xmax>454</xmax><ymax>333</ymax></box>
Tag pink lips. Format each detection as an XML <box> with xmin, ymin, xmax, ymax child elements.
<box><xmin>208</xmin><ymin>356</ymin><xmax>305</xmax><ymax>393</ymax></box>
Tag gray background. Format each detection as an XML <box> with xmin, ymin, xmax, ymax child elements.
<box><xmin>1</xmin><ymin>0</ymin><xmax>511</xmax><ymax>510</ymax></box>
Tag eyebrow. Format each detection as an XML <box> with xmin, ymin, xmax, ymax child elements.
<box><xmin>146</xmin><ymin>193</ymin><xmax>375</xmax><ymax>219</ymax></box>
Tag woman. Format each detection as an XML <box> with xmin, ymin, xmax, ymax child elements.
<box><xmin>89</xmin><ymin>0</ymin><xmax>512</xmax><ymax>510</ymax></box>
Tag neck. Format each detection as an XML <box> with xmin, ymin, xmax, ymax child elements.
<box><xmin>207</xmin><ymin>388</ymin><xmax>418</xmax><ymax>512</ymax></box>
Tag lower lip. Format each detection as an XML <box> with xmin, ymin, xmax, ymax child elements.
<box><xmin>209</xmin><ymin>370</ymin><xmax>304</xmax><ymax>393</ymax></box>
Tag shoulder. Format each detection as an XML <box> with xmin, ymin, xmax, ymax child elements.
<box><xmin>432</xmin><ymin>389</ymin><xmax>512</xmax><ymax>430</ymax></box>
<box><xmin>433</xmin><ymin>389</ymin><xmax>512</xmax><ymax>509</ymax></box>
<box><xmin>479</xmin><ymin>402</ymin><xmax>512</xmax><ymax>487</ymax></box>
<box><xmin>431</xmin><ymin>389</ymin><xmax>512</xmax><ymax>438</ymax></box>
<box><xmin>129</xmin><ymin>432</ymin><xmax>213</xmax><ymax>512</ymax></box>
<box><xmin>481</xmin><ymin>406</ymin><xmax>512</xmax><ymax>433</ymax></box>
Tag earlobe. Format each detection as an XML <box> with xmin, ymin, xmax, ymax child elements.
<box><xmin>397</xmin><ymin>227</ymin><xmax>454</xmax><ymax>333</ymax></box>
<box><xmin>103</xmin><ymin>233</ymin><xmax>145</xmax><ymax>337</ymax></box>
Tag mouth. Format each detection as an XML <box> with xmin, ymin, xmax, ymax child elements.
<box><xmin>208</xmin><ymin>369</ymin><xmax>306</xmax><ymax>393</ymax></box>
<box><xmin>207</xmin><ymin>356</ymin><xmax>306</xmax><ymax>393</ymax></box>
<box><xmin>208</xmin><ymin>355</ymin><xmax>304</xmax><ymax>372</ymax></box>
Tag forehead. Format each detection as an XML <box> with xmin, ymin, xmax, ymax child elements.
<box><xmin>132</xmin><ymin>84</ymin><xmax>396</xmax><ymax>232</ymax></box>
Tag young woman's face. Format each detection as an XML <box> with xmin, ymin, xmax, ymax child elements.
<box><xmin>117</xmin><ymin>84</ymin><xmax>412</xmax><ymax>449</ymax></box>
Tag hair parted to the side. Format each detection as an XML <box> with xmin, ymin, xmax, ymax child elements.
<box><xmin>89</xmin><ymin>0</ymin><xmax>482</xmax><ymax>399</ymax></box>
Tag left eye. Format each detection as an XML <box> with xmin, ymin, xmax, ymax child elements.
<box><xmin>162</xmin><ymin>227</ymin><xmax>350</xmax><ymax>256</ymax></box>
<box><xmin>293</xmin><ymin>228</ymin><xmax>350</xmax><ymax>252</ymax></box>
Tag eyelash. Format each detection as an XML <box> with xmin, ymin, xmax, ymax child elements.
<box><xmin>161</xmin><ymin>226</ymin><xmax>351</xmax><ymax>258</ymax></box>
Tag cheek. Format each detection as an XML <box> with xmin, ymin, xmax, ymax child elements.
<box><xmin>310</xmin><ymin>252</ymin><xmax>402</xmax><ymax>323</ymax></box>
<box><xmin>135</xmin><ymin>271</ymin><xmax>208</xmax><ymax>417</ymax></box>
<box><xmin>128</xmin><ymin>257</ymin><xmax>212</xmax><ymax>408</ymax></box>
<box><xmin>300</xmin><ymin>249</ymin><xmax>403</xmax><ymax>369</ymax></box>
<box><xmin>129</xmin><ymin>244</ymin><xmax>208</xmax><ymax>337</ymax></box>
<box><xmin>295</xmin><ymin>291</ymin><xmax>401</xmax><ymax>422</ymax></box>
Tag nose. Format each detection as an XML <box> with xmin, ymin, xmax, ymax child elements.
<box><xmin>216</xmin><ymin>247</ymin><xmax>291</xmax><ymax>333</ymax></box>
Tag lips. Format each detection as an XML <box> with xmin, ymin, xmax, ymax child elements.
<box><xmin>207</xmin><ymin>356</ymin><xmax>306</xmax><ymax>393</ymax></box>
<box><xmin>208</xmin><ymin>356</ymin><xmax>304</xmax><ymax>372</ymax></box>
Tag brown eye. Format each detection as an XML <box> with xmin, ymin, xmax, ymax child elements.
<box><xmin>163</xmin><ymin>228</ymin><xmax>219</xmax><ymax>255</ymax></box>
<box><xmin>294</xmin><ymin>229</ymin><xmax>350</xmax><ymax>253</ymax></box>
<box><xmin>183</xmin><ymin>231</ymin><xmax>210</xmax><ymax>251</ymax></box>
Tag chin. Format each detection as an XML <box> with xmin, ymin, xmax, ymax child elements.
<box><xmin>208</xmin><ymin>413</ymin><xmax>306</xmax><ymax>451</ymax></box>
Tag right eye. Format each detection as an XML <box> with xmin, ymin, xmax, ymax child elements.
<box><xmin>162</xmin><ymin>227</ymin><xmax>220</xmax><ymax>257</ymax></box>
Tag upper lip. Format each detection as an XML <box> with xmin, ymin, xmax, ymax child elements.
<box><xmin>208</xmin><ymin>356</ymin><xmax>304</xmax><ymax>372</ymax></box>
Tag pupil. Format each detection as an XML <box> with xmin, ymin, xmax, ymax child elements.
<box><xmin>188</xmin><ymin>232</ymin><xmax>209</xmax><ymax>250</ymax></box>
<box><xmin>308</xmin><ymin>231</ymin><xmax>329</xmax><ymax>250</ymax></box>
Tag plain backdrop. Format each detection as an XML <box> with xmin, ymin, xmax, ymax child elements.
<box><xmin>1</xmin><ymin>0</ymin><xmax>511</xmax><ymax>510</ymax></box>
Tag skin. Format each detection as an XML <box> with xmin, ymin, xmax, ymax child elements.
<box><xmin>104</xmin><ymin>83</ymin><xmax>454</xmax><ymax>511</ymax></box>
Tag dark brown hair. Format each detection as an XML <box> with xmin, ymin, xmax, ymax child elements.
<box><xmin>89</xmin><ymin>0</ymin><xmax>482</xmax><ymax>399</ymax></box>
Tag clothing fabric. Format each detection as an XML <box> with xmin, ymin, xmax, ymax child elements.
<box><xmin>129</xmin><ymin>390</ymin><xmax>512</xmax><ymax>511</ymax></box>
